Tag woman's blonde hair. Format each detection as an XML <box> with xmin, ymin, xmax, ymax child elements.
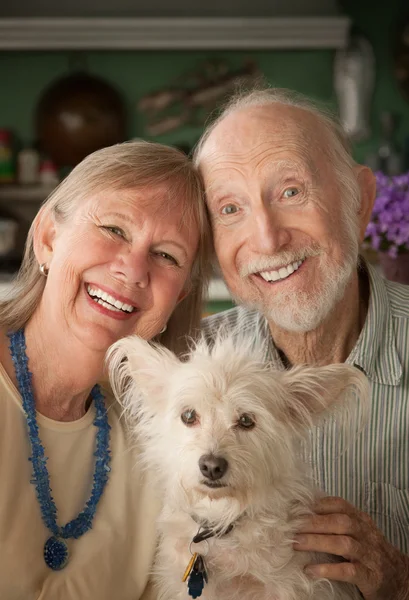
<box><xmin>0</xmin><ymin>140</ymin><xmax>213</xmax><ymax>355</ymax></box>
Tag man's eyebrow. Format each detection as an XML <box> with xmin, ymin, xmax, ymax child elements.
<box><xmin>265</xmin><ymin>157</ymin><xmax>314</xmax><ymax>172</ymax></box>
<box><xmin>204</xmin><ymin>180</ymin><xmax>228</xmax><ymax>196</ymax></box>
<box><xmin>267</xmin><ymin>158</ymin><xmax>320</xmax><ymax>184</ymax></box>
<box><xmin>205</xmin><ymin>189</ymin><xmax>240</xmax><ymax>207</ymax></box>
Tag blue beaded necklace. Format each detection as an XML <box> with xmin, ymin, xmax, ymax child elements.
<box><xmin>8</xmin><ymin>328</ymin><xmax>111</xmax><ymax>571</ymax></box>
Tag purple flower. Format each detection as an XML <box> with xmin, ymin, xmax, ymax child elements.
<box><xmin>370</xmin><ymin>234</ymin><xmax>382</xmax><ymax>250</ymax></box>
<box><xmin>365</xmin><ymin>171</ymin><xmax>409</xmax><ymax>255</ymax></box>
<box><xmin>366</xmin><ymin>222</ymin><xmax>378</xmax><ymax>236</ymax></box>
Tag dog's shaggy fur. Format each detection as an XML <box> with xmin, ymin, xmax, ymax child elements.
<box><xmin>108</xmin><ymin>332</ymin><xmax>368</xmax><ymax>600</ymax></box>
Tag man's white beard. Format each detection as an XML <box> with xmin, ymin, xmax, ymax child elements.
<box><xmin>232</xmin><ymin>239</ymin><xmax>359</xmax><ymax>333</ymax></box>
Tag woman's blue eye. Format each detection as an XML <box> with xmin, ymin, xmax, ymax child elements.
<box><xmin>155</xmin><ymin>252</ymin><xmax>179</xmax><ymax>266</ymax></box>
<box><xmin>221</xmin><ymin>204</ymin><xmax>238</xmax><ymax>215</ymax></box>
<box><xmin>103</xmin><ymin>225</ymin><xmax>125</xmax><ymax>237</ymax></box>
<box><xmin>283</xmin><ymin>188</ymin><xmax>299</xmax><ymax>199</ymax></box>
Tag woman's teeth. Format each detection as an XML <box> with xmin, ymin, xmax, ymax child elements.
<box><xmin>259</xmin><ymin>259</ymin><xmax>303</xmax><ymax>283</ymax></box>
<box><xmin>87</xmin><ymin>285</ymin><xmax>135</xmax><ymax>313</ymax></box>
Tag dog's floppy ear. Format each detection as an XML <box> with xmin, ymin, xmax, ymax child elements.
<box><xmin>279</xmin><ymin>363</ymin><xmax>369</xmax><ymax>432</ymax></box>
<box><xmin>107</xmin><ymin>335</ymin><xmax>180</xmax><ymax>412</ymax></box>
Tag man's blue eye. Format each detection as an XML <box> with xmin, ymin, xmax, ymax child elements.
<box><xmin>283</xmin><ymin>188</ymin><xmax>299</xmax><ymax>198</ymax></box>
<box><xmin>221</xmin><ymin>205</ymin><xmax>238</xmax><ymax>215</ymax></box>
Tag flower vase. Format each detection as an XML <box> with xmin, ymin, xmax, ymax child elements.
<box><xmin>378</xmin><ymin>252</ymin><xmax>409</xmax><ymax>285</ymax></box>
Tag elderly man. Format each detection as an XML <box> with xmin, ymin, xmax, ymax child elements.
<box><xmin>194</xmin><ymin>88</ymin><xmax>409</xmax><ymax>600</ymax></box>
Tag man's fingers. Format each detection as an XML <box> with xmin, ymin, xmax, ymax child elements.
<box><xmin>294</xmin><ymin>533</ymin><xmax>361</xmax><ymax>561</ymax></box>
<box><xmin>304</xmin><ymin>561</ymin><xmax>359</xmax><ymax>583</ymax></box>
<box><xmin>298</xmin><ymin>513</ymin><xmax>356</xmax><ymax>535</ymax></box>
<box><xmin>313</xmin><ymin>496</ymin><xmax>357</xmax><ymax>515</ymax></box>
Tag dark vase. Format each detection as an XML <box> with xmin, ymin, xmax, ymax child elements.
<box><xmin>378</xmin><ymin>251</ymin><xmax>409</xmax><ymax>285</ymax></box>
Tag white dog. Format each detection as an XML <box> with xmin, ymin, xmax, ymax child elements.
<box><xmin>108</xmin><ymin>332</ymin><xmax>368</xmax><ymax>600</ymax></box>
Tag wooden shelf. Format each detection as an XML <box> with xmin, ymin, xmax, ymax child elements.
<box><xmin>0</xmin><ymin>184</ymin><xmax>57</xmax><ymax>203</ymax></box>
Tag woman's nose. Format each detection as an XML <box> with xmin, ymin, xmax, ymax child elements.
<box><xmin>111</xmin><ymin>250</ymin><xmax>150</xmax><ymax>288</ymax></box>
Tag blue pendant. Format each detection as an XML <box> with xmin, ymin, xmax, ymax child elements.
<box><xmin>44</xmin><ymin>536</ymin><xmax>69</xmax><ymax>570</ymax></box>
<box><xmin>9</xmin><ymin>330</ymin><xmax>111</xmax><ymax>571</ymax></box>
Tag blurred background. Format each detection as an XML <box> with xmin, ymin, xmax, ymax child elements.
<box><xmin>0</xmin><ymin>0</ymin><xmax>408</xmax><ymax>313</ymax></box>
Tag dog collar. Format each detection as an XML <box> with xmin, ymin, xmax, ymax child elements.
<box><xmin>190</xmin><ymin>513</ymin><xmax>241</xmax><ymax>543</ymax></box>
<box><xmin>192</xmin><ymin>522</ymin><xmax>234</xmax><ymax>544</ymax></box>
<box><xmin>183</xmin><ymin>519</ymin><xmax>235</xmax><ymax>598</ymax></box>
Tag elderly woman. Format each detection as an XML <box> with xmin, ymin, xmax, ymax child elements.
<box><xmin>0</xmin><ymin>140</ymin><xmax>212</xmax><ymax>599</ymax></box>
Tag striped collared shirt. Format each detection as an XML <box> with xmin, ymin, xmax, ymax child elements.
<box><xmin>202</xmin><ymin>263</ymin><xmax>409</xmax><ymax>553</ymax></box>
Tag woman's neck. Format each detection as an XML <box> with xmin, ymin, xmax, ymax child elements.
<box><xmin>1</xmin><ymin>315</ymin><xmax>107</xmax><ymax>422</ymax></box>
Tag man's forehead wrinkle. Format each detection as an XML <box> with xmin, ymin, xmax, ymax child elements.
<box><xmin>206</xmin><ymin>139</ymin><xmax>313</xmax><ymax>167</ymax></box>
<box><xmin>206</xmin><ymin>149</ymin><xmax>317</xmax><ymax>185</ymax></box>
<box><xmin>201</xmin><ymin>111</ymin><xmax>326</xmax><ymax>191</ymax></box>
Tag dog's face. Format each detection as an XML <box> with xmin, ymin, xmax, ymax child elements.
<box><xmin>108</xmin><ymin>334</ymin><xmax>367</xmax><ymax>524</ymax></box>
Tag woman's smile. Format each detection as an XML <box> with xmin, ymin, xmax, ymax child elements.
<box><xmin>84</xmin><ymin>283</ymin><xmax>139</xmax><ymax>321</ymax></box>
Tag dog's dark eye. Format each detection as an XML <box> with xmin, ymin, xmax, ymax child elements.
<box><xmin>181</xmin><ymin>409</ymin><xmax>198</xmax><ymax>426</ymax></box>
<box><xmin>237</xmin><ymin>413</ymin><xmax>255</xmax><ymax>430</ymax></box>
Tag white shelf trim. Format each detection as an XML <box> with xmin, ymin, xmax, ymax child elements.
<box><xmin>0</xmin><ymin>17</ymin><xmax>351</xmax><ymax>50</ymax></box>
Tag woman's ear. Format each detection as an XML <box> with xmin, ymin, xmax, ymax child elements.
<box><xmin>355</xmin><ymin>165</ymin><xmax>376</xmax><ymax>243</ymax></box>
<box><xmin>176</xmin><ymin>278</ymin><xmax>193</xmax><ymax>305</ymax></box>
<box><xmin>33</xmin><ymin>207</ymin><xmax>57</xmax><ymax>267</ymax></box>
<box><xmin>177</xmin><ymin>288</ymin><xmax>189</xmax><ymax>304</ymax></box>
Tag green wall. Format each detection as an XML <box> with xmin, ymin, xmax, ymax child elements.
<box><xmin>1</xmin><ymin>0</ymin><xmax>409</xmax><ymax>163</ymax></box>
<box><xmin>340</xmin><ymin>0</ymin><xmax>409</xmax><ymax>162</ymax></box>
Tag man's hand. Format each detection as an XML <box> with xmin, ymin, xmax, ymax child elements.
<box><xmin>293</xmin><ymin>496</ymin><xmax>409</xmax><ymax>600</ymax></box>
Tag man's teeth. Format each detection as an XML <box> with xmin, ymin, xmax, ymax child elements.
<box><xmin>259</xmin><ymin>260</ymin><xmax>303</xmax><ymax>283</ymax></box>
<box><xmin>87</xmin><ymin>286</ymin><xmax>135</xmax><ymax>313</ymax></box>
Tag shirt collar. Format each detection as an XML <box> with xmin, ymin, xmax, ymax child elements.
<box><xmin>347</xmin><ymin>261</ymin><xmax>402</xmax><ymax>385</ymax></box>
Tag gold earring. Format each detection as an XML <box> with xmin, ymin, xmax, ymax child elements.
<box><xmin>39</xmin><ymin>263</ymin><xmax>49</xmax><ymax>277</ymax></box>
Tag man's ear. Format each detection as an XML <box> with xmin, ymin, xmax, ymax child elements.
<box><xmin>355</xmin><ymin>165</ymin><xmax>376</xmax><ymax>243</ymax></box>
<box><xmin>32</xmin><ymin>206</ymin><xmax>57</xmax><ymax>267</ymax></box>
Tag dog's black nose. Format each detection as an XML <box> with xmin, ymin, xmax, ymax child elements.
<box><xmin>199</xmin><ymin>454</ymin><xmax>228</xmax><ymax>480</ymax></box>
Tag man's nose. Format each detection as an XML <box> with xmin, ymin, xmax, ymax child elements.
<box><xmin>250</xmin><ymin>206</ymin><xmax>291</xmax><ymax>254</ymax></box>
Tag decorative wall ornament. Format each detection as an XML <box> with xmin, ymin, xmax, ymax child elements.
<box><xmin>137</xmin><ymin>59</ymin><xmax>261</xmax><ymax>136</ymax></box>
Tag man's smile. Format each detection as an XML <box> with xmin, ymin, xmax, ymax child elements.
<box><xmin>257</xmin><ymin>259</ymin><xmax>304</xmax><ymax>283</ymax></box>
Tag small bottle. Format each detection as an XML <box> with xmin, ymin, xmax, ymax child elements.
<box><xmin>0</xmin><ymin>129</ymin><xmax>15</xmax><ymax>184</ymax></box>
<box><xmin>17</xmin><ymin>147</ymin><xmax>40</xmax><ymax>185</ymax></box>
<box><xmin>39</xmin><ymin>159</ymin><xmax>59</xmax><ymax>188</ymax></box>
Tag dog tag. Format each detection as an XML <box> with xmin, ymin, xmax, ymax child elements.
<box><xmin>182</xmin><ymin>552</ymin><xmax>197</xmax><ymax>582</ymax></box>
<box><xmin>187</xmin><ymin>554</ymin><xmax>208</xmax><ymax>598</ymax></box>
